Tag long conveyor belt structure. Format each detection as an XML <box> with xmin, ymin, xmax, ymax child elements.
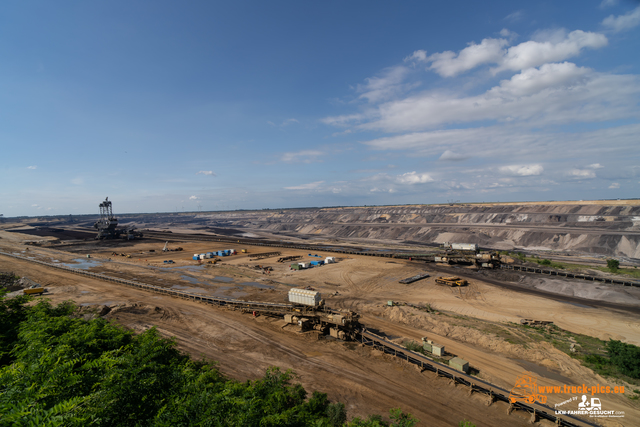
<box><xmin>358</xmin><ymin>329</ymin><xmax>597</xmax><ymax>427</ymax></box>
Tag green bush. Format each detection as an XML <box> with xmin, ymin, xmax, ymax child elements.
<box><xmin>0</xmin><ymin>296</ymin><xmax>417</xmax><ymax>426</ymax></box>
<box><xmin>607</xmin><ymin>259</ymin><xmax>620</xmax><ymax>272</ymax></box>
<box><xmin>540</xmin><ymin>259</ymin><xmax>551</xmax><ymax>266</ymax></box>
<box><xmin>607</xmin><ymin>340</ymin><xmax>640</xmax><ymax>379</ymax></box>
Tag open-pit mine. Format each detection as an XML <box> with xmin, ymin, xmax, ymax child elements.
<box><xmin>1</xmin><ymin>199</ymin><xmax>639</xmax><ymax>427</ymax></box>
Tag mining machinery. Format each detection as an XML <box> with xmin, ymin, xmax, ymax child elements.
<box><xmin>93</xmin><ymin>197</ymin><xmax>142</xmax><ymax>240</ymax></box>
<box><xmin>94</xmin><ymin>197</ymin><xmax>119</xmax><ymax>239</ymax></box>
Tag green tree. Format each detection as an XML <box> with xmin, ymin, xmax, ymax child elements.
<box><xmin>607</xmin><ymin>259</ymin><xmax>620</xmax><ymax>272</ymax></box>
<box><xmin>607</xmin><ymin>340</ymin><xmax>640</xmax><ymax>379</ymax></box>
<box><xmin>1</xmin><ymin>295</ymin><xmax>416</xmax><ymax>427</ymax></box>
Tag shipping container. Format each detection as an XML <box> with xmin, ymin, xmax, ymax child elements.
<box><xmin>443</xmin><ymin>242</ymin><xmax>478</xmax><ymax>252</ymax></box>
<box><xmin>431</xmin><ymin>343</ymin><xmax>444</xmax><ymax>356</ymax></box>
<box><xmin>449</xmin><ymin>357</ymin><xmax>469</xmax><ymax>373</ymax></box>
<box><xmin>290</xmin><ymin>263</ymin><xmax>301</xmax><ymax>270</ymax></box>
<box><xmin>310</xmin><ymin>260</ymin><xmax>323</xmax><ymax>266</ymax></box>
<box><xmin>325</xmin><ymin>257</ymin><xmax>336</xmax><ymax>263</ymax></box>
<box><xmin>288</xmin><ymin>288</ymin><xmax>322</xmax><ymax>306</ymax></box>
<box><xmin>192</xmin><ymin>256</ymin><xmax>199</xmax><ymax>260</ymax></box>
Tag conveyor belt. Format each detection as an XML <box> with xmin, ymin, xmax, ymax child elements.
<box><xmin>358</xmin><ymin>329</ymin><xmax>597</xmax><ymax>427</ymax></box>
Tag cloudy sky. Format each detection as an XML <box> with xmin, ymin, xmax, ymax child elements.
<box><xmin>1</xmin><ymin>1</ymin><xmax>639</xmax><ymax>216</ymax></box>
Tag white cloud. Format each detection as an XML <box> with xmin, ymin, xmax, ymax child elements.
<box><xmin>361</xmin><ymin>124</ymin><xmax>640</xmax><ymax>162</ymax></box>
<box><xmin>332</xmin><ymin>63</ymin><xmax>639</xmax><ymax>133</ymax></box>
<box><xmin>500</xmin><ymin>28</ymin><xmax>517</xmax><ymax>39</ymax></box>
<box><xmin>31</xmin><ymin>204</ymin><xmax>39</xmax><ymax>207</ymax></box>
<box><xmin>322</xmin><ymin>112</ymin><xmax>365</xmax><ymax>127</ymax></box>
<box><xmin>499</xmin><ymin>164</ymin><xmax>544</xmax><ymax>176</ymax></box>
<box><xmin>587</xmin><ymin>163</ymin><xmax>604</xmax><ymax>169</ymax></box>
<box><xmin>428</xmin><ymin>38</ymin><xmax>508</xmax><ymax>77</ymax></box>
<box><xmin>600</xmin><ymin>0</ymin><xmax>618</xmax><ymax>8</ymax></box>
<box><xmin>189</xmin><ymin>195</ymin><xmax>198</xmax><ymax>200</ymax></box>
<box><xmin>27</xmin><ymin>165</ymin><xmax>37</xmax><ymax>170</ymax></box>
<box><xmin>570</xmin><ymin>169</ymin><xmax>597</xmax><ymax>178</ymax></box>
<box><xmin>268</xmin><ymin>118</ymin><xmax>299</xmax><ymax>127</ymax></box>
<box><xmin>439</xmin><ymin>150</ymin><xmax>470</xmax><ymax>162</ymax></box>
<box><xmin>197</xmin><ymin>170</ymin><xmax>216</xmax><ymax>176</ymax></box>
<box><xmin>505</xmin><ymin>11</ymin><xmax>524</xmax><ymax>22</ymax></box>
<box><xmin>423</xmin><ymin>30</ymin><xmax>607</xmax><ymax>77</ymax></box>
<box><xmin>284</xmin><ymin>181</ymin><xmax>325</xmax><ymax>190</ymax></box>
<box><xmin>280</xmin><ymin>150</ymin><xmax>324</xmax><ymax>163</ymax></box>
<box><xmin>357</xmin><ymin>66</ymin><xmax>415</xmax><ymax>103</ymax></box>
<box><xmin>488</xmin><ymin>62</ymin><xmax>589</xmax><ymax>97</ymax></box>
<box><xmin>494</xmin><ymin>30</ymin><xmax>607</xmax><ymax>73</ymax></box>
<box><xmin>602</xmin><ymin>6</ymin><xmax>640</xmax><ymax>32</ymax></box>
<box><xmin>396</xmin><ymin>171</ymin><xmax>434</xmax><ymax>184</ymax></box>
<box><xmin>404</xmin><ymin>50</ymin><xmax>427</xmax><ymax>63</ymax></box>
<box><xmin>609</xmin><ymin>182</ymin><xmax>620</xmax><ymax>189</ymax></box>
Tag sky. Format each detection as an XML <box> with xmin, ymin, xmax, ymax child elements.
<box><xmin>1</xmin><ymin>0</ymin><xmax>639</xmax><ymax>217</ymax></box>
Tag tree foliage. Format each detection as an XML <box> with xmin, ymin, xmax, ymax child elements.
<box><xmin>607</xmin><ymin>259</ymin><xmax>620</xmax><ymax>272</ymax></box>
<box><xmin>607</xmin><ymin>339</ymin><xmax>640</xmax><ymax>379</ymax></box>
<box><xmin>0</xmin><ymin>295</ymin><xmax>417</xmax><ymax>426</ymax></box>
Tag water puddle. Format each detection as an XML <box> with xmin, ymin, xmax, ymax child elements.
<box><xmin>240</xmin><ymin>281</ymin><xmax>274</xmax><ymax>290</ymax></box>
<box><xmin>514</xmin><ymin>359</ymin><xmax>574</xmax><ymax>384</ymax></box>
<box><xmin>179</xmin><ymin>275</ymin><xmax>208</xmax><ymax>286</ymax></box>
<box><xmin>60</xmin><ymin>258</ymin><xmax>103</xmax><ymax>269</ymax></box>
<box><xmin>157</xmin><ymin>265</ymin><xmax>206</xmax><ymax>272</ymax></box>
<box><xmin>212</xmin><ymin>286</ymin><xmax>248</xmax><ymax>298</ymax></box>
<box><xmin>213</xmin><ymin>276</ymin><xmax>234</xmax><ymax>282</ymax></box>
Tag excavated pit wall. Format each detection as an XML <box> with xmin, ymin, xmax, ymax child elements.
<box><xmin>50</xmin><ymin>203</ymin><xmax>640</xmax><ymax>259</ymax></box>
<box><xmin>194</xmin><ymin>204</ymin><xmax>640</xmax><ymax>259</ymax></box>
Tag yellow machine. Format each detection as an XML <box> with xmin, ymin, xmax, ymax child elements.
<box><xmin>435</xmin><ymin>276</ymin><xmax>468</xmax><ymax>286</ymax></box>
<box><xmin>23</xmin><ymin>287</ymin><xmax>45</xmax><ymax>295</ymax></box>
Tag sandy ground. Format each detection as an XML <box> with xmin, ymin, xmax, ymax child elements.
<box><xmin>1</xmin><ymin>230</ymin><xmax>639</xmax><ymax>426</ymax></box>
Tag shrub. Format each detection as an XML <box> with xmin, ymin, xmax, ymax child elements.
<box><xmin>607</xmin><ymin>259</ymin><xmax>620</xmax><ymax>272</ymax></box>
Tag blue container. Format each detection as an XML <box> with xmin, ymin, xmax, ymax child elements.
<box><xmin>192</xmin><ymin>256</ymin><xmax>199</xmax><ymax>260</ymax></box>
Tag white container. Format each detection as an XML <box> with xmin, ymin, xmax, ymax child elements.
<box><xmin>325</xmin><ymin>257</ymin><xmax>335</xmax><ymax>264</ymax></box>
<box><xmin>199</xmin><ymin>254</ymin><xmax>206</xmax><ymax>260</ymax></box>
<box><xmin>443</xmin><ymin>242</ymin><xmax>478</xmax><ymax>252</ymax></box>
<box><xmin>288</xmin><ymin>288</ymin><xmax>321</xmax><ymax>307</ymax></box>
<box><xmin>299</xmin><ymin>262</ymin><xmax>309</xmax><ymax>269</ymax></box>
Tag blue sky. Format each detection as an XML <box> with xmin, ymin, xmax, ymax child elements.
<box><xmin>1</xmin><ymin>0</ymin><xmax>639</xmax><ymax>216</ymax></box>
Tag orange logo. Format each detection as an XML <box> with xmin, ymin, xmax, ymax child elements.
<box><xmin>509</xmin><ymin>371</ymin><xmax>547</xmax><ymax>404</ymax></box>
